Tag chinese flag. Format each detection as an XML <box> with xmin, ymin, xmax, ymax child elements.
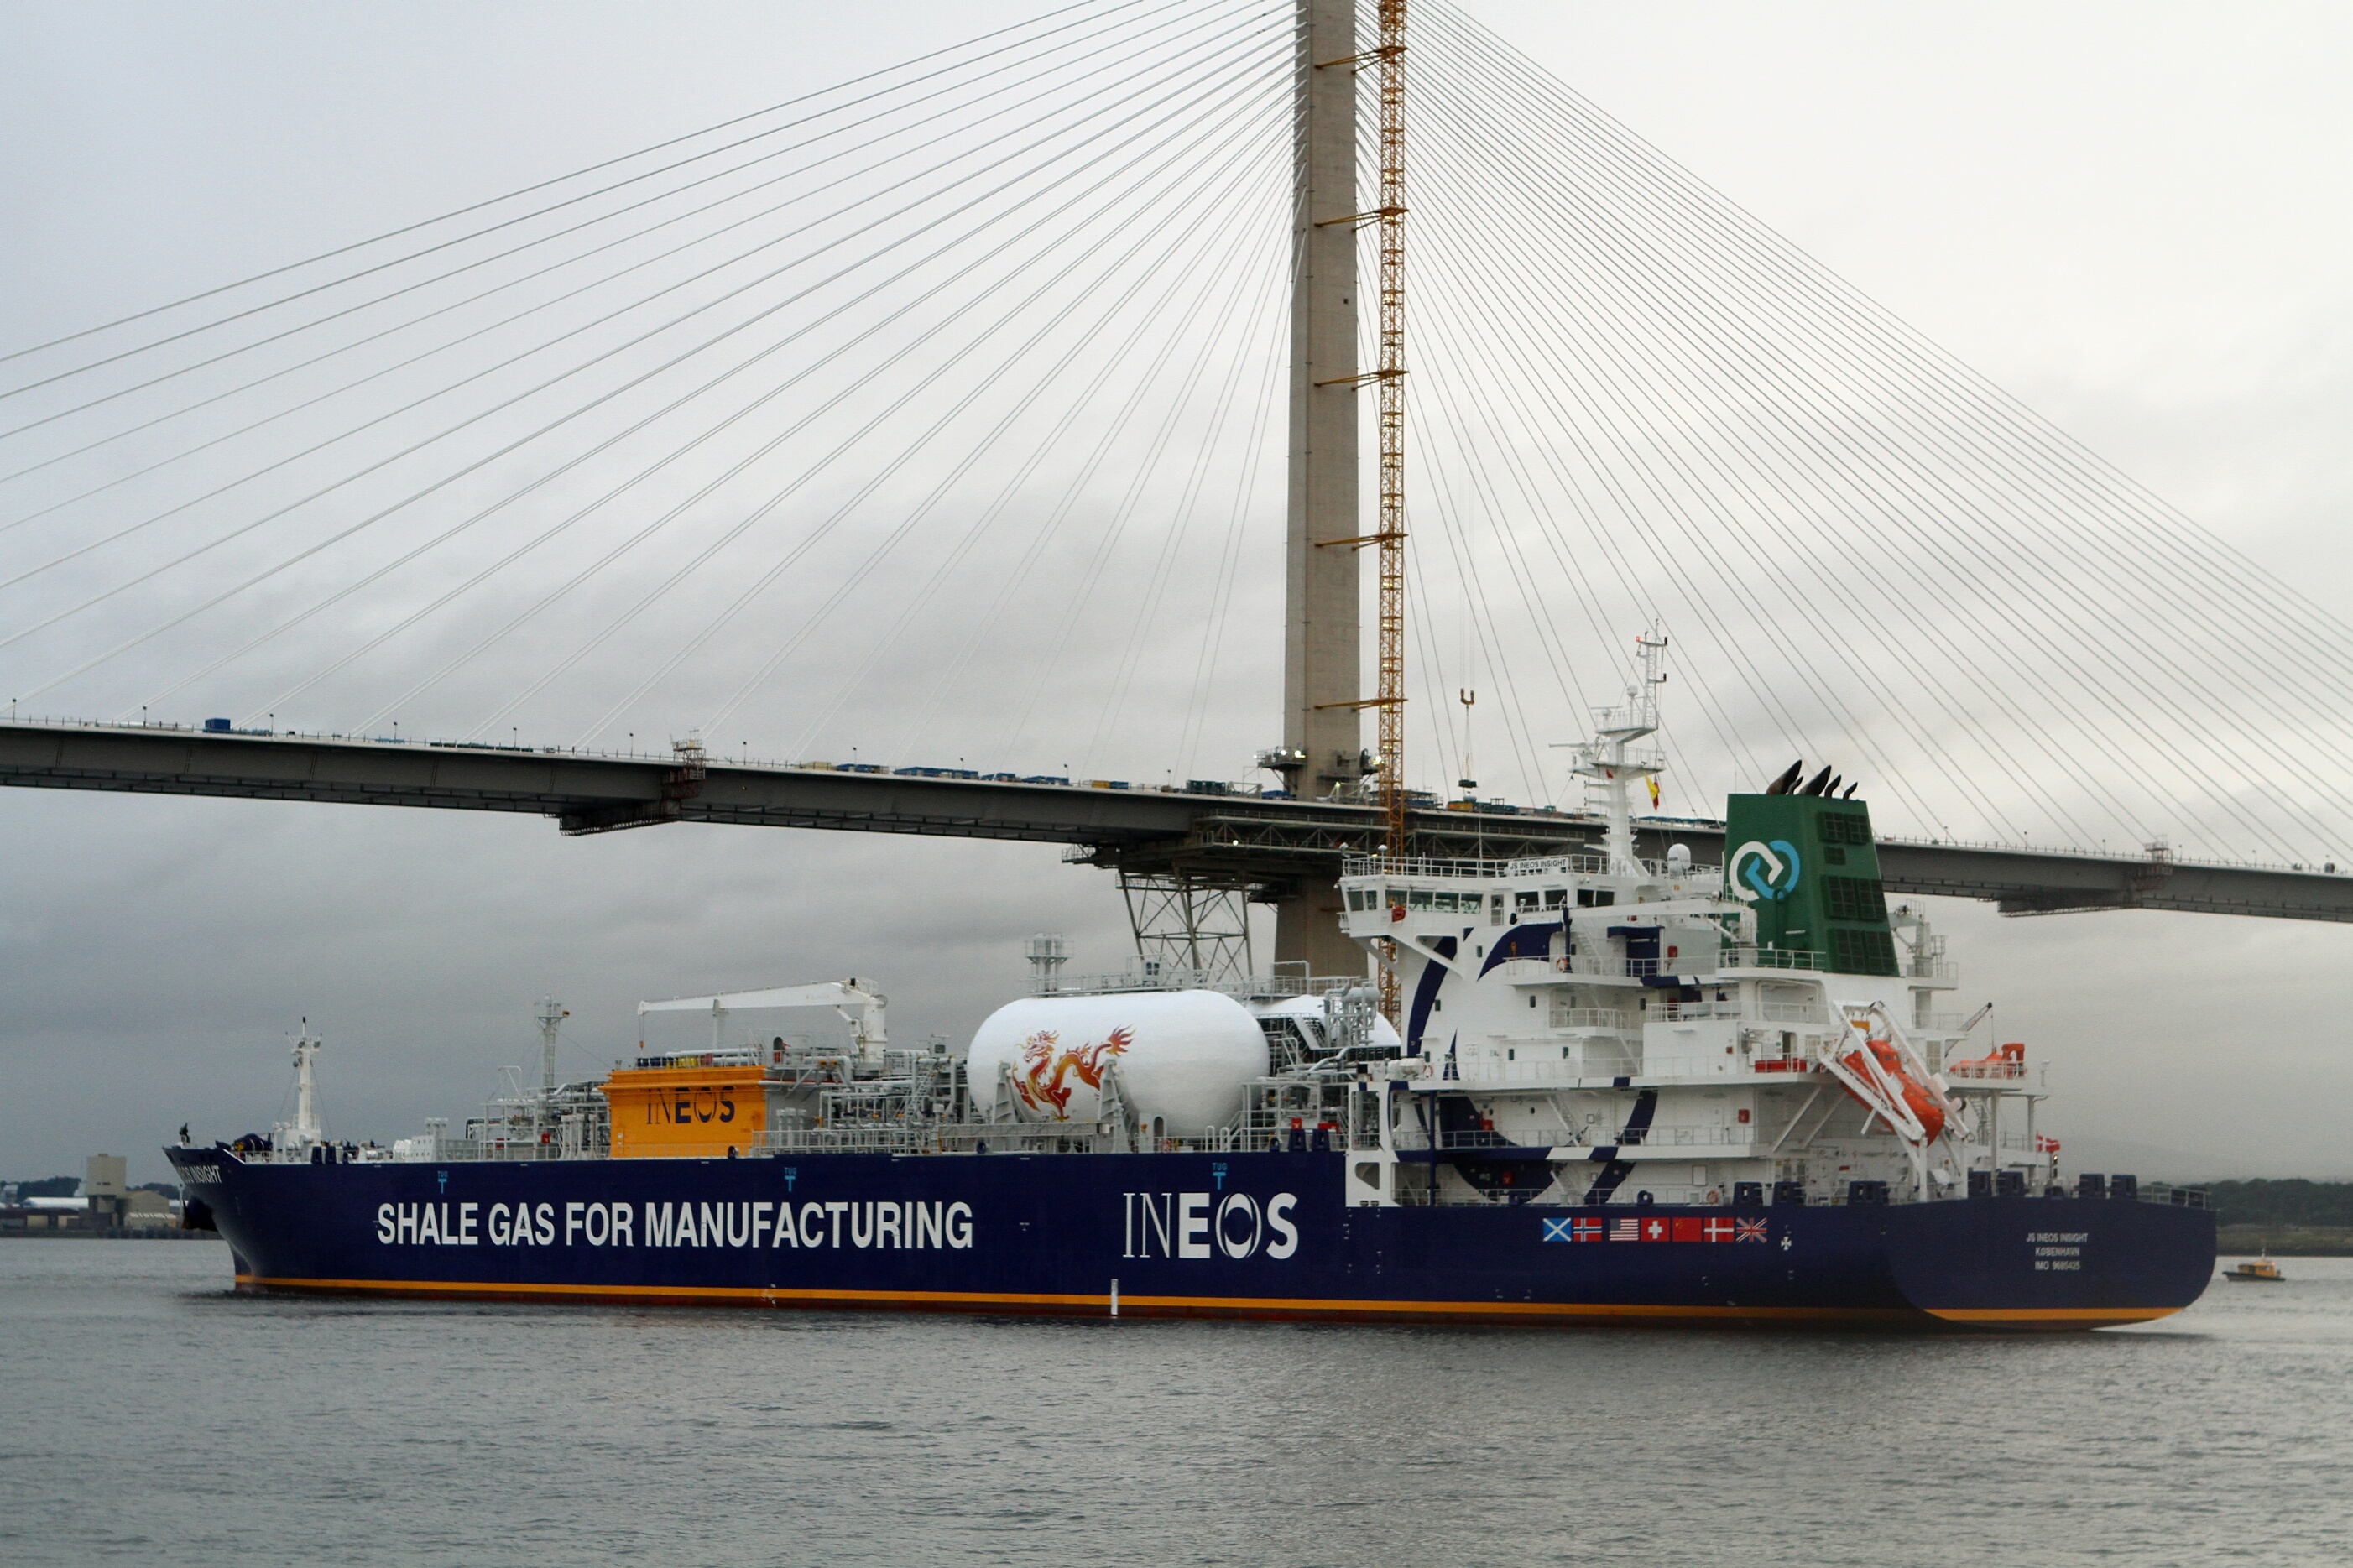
<box><xmin>1670</xmin><ymin>1216</ymin><xmax>1704</xmax><ymax>1242</ymax></box>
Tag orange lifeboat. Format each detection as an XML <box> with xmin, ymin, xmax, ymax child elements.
<box><xmin>1834</xmin><ymin>1033</ymin><xmax>1948</xmax><ymax>1143</ymax></box>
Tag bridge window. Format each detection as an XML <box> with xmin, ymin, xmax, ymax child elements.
<box><xmin>1543</xmin><ymin>888</ymin><xmax>1567</xmax><ymax>909</ymax></box>
<box><xmin>1515</xmin><ymin>890</ymin><xmax>1541</xmax><ymax>911</ymax></box>
<box><xmin>1410</xmin><ymin>888</ymin><xmax>1434</xmax><ymax>909</ymax></box>
<box><xmin>1346</xmin><ymin>889</ymin><xmax>1366</xmax><ymax>911</ymax></box>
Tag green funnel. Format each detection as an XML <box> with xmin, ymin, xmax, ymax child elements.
<box><xmin>1723</xmin><ymin>792</ymin><xmax>1897</xmax><ymax>976</ymax></box>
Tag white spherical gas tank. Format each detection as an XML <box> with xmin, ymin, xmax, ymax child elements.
<box><xmin>968</xmin><ymin>990</ymin><xmax>1268</xmax><ymax>1133</ymax></box>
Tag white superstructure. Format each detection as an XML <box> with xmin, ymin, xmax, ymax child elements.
<box><xmin>1330</xmin><ymin>643</ymin><xmax>2050</xmax><ymax>1211</ymax></box>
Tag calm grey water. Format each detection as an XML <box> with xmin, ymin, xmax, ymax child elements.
<box><xmin>2</xmin><ymin>1244</ymin><xmax>2346</xmax><ymax>1566</ymax></box>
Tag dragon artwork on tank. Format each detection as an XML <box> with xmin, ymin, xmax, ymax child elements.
<box><xmin>1013</xmin><ymin>1027</ymin><xmax>1132</xmax><ymax>1119</ymax></box>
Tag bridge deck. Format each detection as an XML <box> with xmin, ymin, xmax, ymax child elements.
<box><xmin>3</xmin><ymin>721</ymin><xmax>2347</xmax><ymax>923</ymax></box>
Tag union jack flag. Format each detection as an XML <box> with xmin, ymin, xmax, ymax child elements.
<box><xmin>1610</xmin><ymin>1216</ymin><xmax>1641</xmax><ymax>1241</ymax></box>
<box><xmin>1735</xmin><ymin>1218</ymin><xmax>1768</xmax><ymax>1243</ymax></box>
<box><xmin>1701</xmin><ymin>1216</ymin><xmax>1737</xmax><ymax>1243</ymax></box>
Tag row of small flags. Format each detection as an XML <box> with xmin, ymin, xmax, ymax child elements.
<box><xmin>1542</xmin><ymin>1216</ymin><xmax>1768</xmax><ymax>1243</ymax></box>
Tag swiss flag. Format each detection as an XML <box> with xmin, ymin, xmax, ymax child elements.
<box><xmin>1641</xmin><ymin>1216</ymin><xmax>1670</xmax><ymax>1242</ymax></box>
<box><xmin>1702</xmin><ymin>1216</ymin><xmax>1737</xmax><ymax>1243</ymax></box>
<box><xmin>1670</xmin><ymin>1216</ymin><xmax>1705</xmax><ymax>1242</ymax></box>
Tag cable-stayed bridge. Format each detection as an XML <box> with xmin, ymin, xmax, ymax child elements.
<box><xmin>4</xmin><ymin>0</ymin><xmax>2351</xmax><ymax>977</ymax></box>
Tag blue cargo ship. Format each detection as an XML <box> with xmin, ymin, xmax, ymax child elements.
<box><xmin>168</xmin><ymin>660</ymin><xmax>2214</xmax><ymax>1330</ymax></box>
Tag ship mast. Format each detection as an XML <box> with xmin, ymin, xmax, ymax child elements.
<box><xmin>537</xmin><ymin>995</ymin><xmax>566</xmax><ymax>1097</ymax></box>
<box><xmin>1573</xmin><ymin>627</ymin><xmax>1668</xmax><ymax>878</ymax></box>
<box><xmin>290</xmin><ymin>1021</ymin><xmax>321</xmax><ymax>1144</ymax></box>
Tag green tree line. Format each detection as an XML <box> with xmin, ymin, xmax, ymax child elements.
<box><xmin>2204</xmin><ymin>1180</ymin><xmax>2353</xmax><ymax>1229</ymax></box>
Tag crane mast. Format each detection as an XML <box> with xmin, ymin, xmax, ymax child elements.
<box><xmin>1374</xmin><ymin>0</ymin><xmax>1408</xmax><ymax>1021</ymax></box>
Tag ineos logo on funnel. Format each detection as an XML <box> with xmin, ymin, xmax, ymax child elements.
<box><xmin>1728</xmin><ymin>839</ymin><xmax>1802</xmax><ymax>903</ymax></box>
<box><xmin>1122</xmin><ymin>1190</ymin><xmax>1299</xmax><ymax>1259</ymax></box>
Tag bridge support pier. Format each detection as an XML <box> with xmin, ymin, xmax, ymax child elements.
<box><xmin>1270</xmin><ymin>871</ymin><xmax>1365</xmax><ymax>981</ymax></box>
<box><xmin>1276</xmin><ymin>0</ymin><xmax>1367</xmax><ymax>966</ymax></box>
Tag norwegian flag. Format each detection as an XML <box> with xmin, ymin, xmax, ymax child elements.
<box><xmin>1573</xmin><ymin>1216</ymin><xmax>1604</xmax><ymax>1242</ymax></box>
<box><xmin>1641</xmin><ymin>1216</ymin><xmax>1670</xmax><ymax>1242</ymax></box>
<box><xmin>1702</xmin><ymin>1216</ymin><xmax>1737</xmax><ymax>1243</ymax></box>
<box><xmin>1610</xmin><ymin>1216</ymin><xmax>1641</xmax><ymax>1241</ymax></box>
<box><xmin>1734</xmin><ymin>1218</ymin><xmax>1768</xmax><ymax>1243</ymax></box>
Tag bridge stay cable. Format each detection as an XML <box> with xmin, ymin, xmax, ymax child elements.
<box><xmin>5</xmin><ymin>13</ymin><xmax>1283</xmax><ymax>703</ymax></box>
<box><xmin>0</xmin><ymin>0</ymin><xmax>1189</xmax><ymax>379</ymax></box>
<box><xmin>0</xmin><ymin>0</ymin><xmax>1239</xmax><ymax>519</ymax></box>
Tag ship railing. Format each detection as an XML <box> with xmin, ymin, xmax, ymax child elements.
<box><xmin>1416</xmin><ymin>1054</ymin><xmax>1801</xmax><ymax>1086</ymax></box>
<box><xmin>455</xmin><ymin>1138</ymin><xmax>574</xmax><ymax>1162</ymax></box>
<box><xmin>1505</xmin><ymin>852</ymin><xmax>1612</xmax><ymax>878</ymax></box>
<box><xmin>1948</xmin><ymin>1059</ymin><xmax>2030</xmax><ymax>1081</ymax></box>
<box><xmin>1044</xmin><ymin>970</ymin><xmax>1356</xmax><ymax>1000</ymax></box>
<box><xmin>1717</xmin><ymin>945</ymin><xmax>1827</xmax><ymax>972</ymax></box>
<box><xmin>1552</xmin><ymin>1008</ymin><xmax>1638</xmax><ymax>1029</ymax></box>
<box><xmin>1423</xmin><ymin>1124</ymin><xmax>1760</xmax><ymax>1152</ymax></box>
<box><xmin>755</xmin><ymin>1124</ymin><xmax>1124</xmax><ymax>1156</ymax></box>
<box><xmin>1650</xmin><ymin>1000</ymin><xmax>1834</xmax><ymax>1024</ymax></box>
<box><xmin>1905</xmin><ymin>959</ymin><xmax>1961</xmax><ymax>982</ymax></box>
<box><xmin>1396</xmin><ymin>1182</ymin><xmax>1740</xmax><ymax>1208</ymax></box>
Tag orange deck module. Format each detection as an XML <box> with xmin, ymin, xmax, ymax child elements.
<box><xmin>603</xmin><ymin>1062</ymin><xmax>773</xmax><ymax>1158</ymax></box>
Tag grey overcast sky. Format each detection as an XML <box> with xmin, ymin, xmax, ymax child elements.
<box><xmin>3</xmin><ymin>2</ymin><xmax>2349</xmax><ymax>1185</ymax></box>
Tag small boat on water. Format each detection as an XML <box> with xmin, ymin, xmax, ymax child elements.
<box><xmin>2225</xmin><ymin>1253</ymin><xmax>2284</xmax><ymax>1282</ymax></box>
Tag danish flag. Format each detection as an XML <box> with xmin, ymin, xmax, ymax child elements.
<box><xmin>1734</xmin><ymin>1218</ymin><xmax>1768</xmax><ymax>1243</ymax></box>
<box><xmin>1610</xmin><ymin>1216</ymin><xmax>1641</xmax><ymax>1241</ymax></box>
<box><xmin>1702</xmin><ymin>1216</ymin><xmax>1738</xmax><ymax>1243</ymax></box>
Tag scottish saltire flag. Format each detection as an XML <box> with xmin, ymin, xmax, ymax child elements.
<box><xmin>1542</xmin><ymin>1217</ymin><xmax>1574</xmax><ymax>1243</ymax></box>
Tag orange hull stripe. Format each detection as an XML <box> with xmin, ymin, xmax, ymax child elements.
<box><xmin>1923</xmin><ymin>1305</ymin><xmax>2183</xmax><ymax>1324</ymax></box>
<box><xmin>231</xmin><ymin>1274</ymin><xmax>1935</xmax><ymax>1322</ymax></box>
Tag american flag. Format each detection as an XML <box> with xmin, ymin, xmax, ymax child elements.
<box><xmin>1610</xmin><ymin>1216</ymin><xmax>1641</xmax><ymax>1241</ymax></box>
<box><xmin>1735</xmin><ymin>1218</ymin><xmax>1768</xmax><ymax>1243</ymax></box>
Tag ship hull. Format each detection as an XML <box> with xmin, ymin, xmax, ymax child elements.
<box><xmin>167</xmin><ymin>1147</ymin><xmax>2213</xmax><ymax>1331</ymax></box>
